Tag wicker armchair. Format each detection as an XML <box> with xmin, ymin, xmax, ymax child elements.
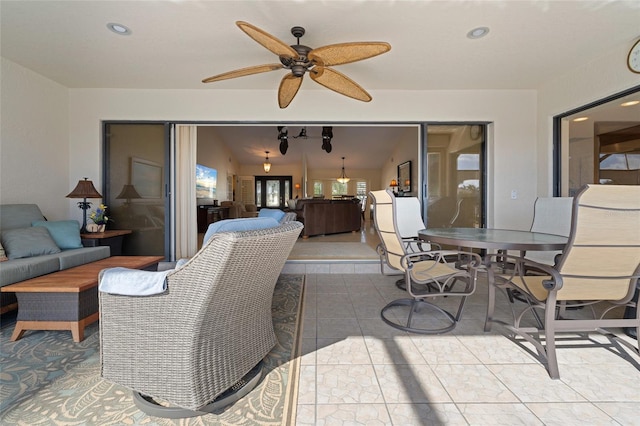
<box><xmin>99</xmin><ymin>222</ymin><xmax>303</xmax><ymax>417</ymax></box>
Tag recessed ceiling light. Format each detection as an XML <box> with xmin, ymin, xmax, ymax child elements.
<box><xmin>573</xmin><ymin>117</ymin><xmax>589</xmax><ymax>122</ymax></box>
<box><xmin>467</xmin><ymin>27</ymin><xmax>490</xmax><ymax>39</ymax></box>
<box><xmin>107</xmin><ymin>23</ymin><xmax>131</xmax><ymax>35</ymax></box>
<box><xmin>621</xmin><ymin>100</ymin><xmax>640</xmax><ymax>107</ymax></box>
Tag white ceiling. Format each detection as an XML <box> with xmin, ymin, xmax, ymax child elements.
<box><xmin>2</xmin><ymin>0</ymin><xmax>639</xmax><ymax>168</ymax></box>
<box><xmin>3</xmin><ymin>0</ymin><xmax>639</xmax><ymax>92</ymax></box>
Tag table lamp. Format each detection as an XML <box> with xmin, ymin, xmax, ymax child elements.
<box><xmin>66</xmin><ymin>178</ymin><xmax>103</xmax><ymax>233</ymax></box>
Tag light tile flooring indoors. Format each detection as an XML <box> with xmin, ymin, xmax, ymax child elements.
<box><xmin>287</xmin><ymin>221</ymin><xmax>640</xmax><ymax>425</ymax></box>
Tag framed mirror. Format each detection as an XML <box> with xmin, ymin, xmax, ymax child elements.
<box><xmin>398</xmin><ymin>160</ymin><xmax>411</xmax><ymax>193</ymax></box>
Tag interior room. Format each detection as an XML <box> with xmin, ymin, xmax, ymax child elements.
<box><xmin>1</xmin><ymin>1</ymin><xmax>639</xmax><ymax>424</ymax></box>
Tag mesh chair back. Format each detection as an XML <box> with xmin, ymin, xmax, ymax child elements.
<box><xmin>556</xmin><ymin>184</ymin><xmax>640</xmax><ymax>301</ymax></box>
<box><xmin>370</xmin><ymin>190</ymin><xmax>406</xmax><ymax>271</ymax></box>
<box><xmin>526</xmin><ymin>197</ymin><xmax>573</xmax><ymax>265</ymax></box>
<box><xmin>394</xmin><ymin>197</ymin><xmax>427</xmax><ymax>239</ymax></box>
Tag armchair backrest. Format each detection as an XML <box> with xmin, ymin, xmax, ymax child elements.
<box><xmin>556</xmin><ymin>184</ymin><xmax>640</xmax><ymax>301</ymax></box>
<box><xmin>370</xmin><ymin>190</ymin><xmax>406</xmax><ymax>271</ymax></box>
<box><xmin>526</xmin><ymin>196</ymin><xmax>573</xmax><ymax>265</ymax></box>
<box><xmin>394</xmin><ymin>197</ymin><xmax>426</xmax><ymax>239</ymax></box>
<box><xmin>530</xmin><ymin>197</ymin><xmax>573</xmax><ymax>236</ymax></box>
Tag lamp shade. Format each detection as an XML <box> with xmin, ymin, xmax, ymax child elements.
<box><xmin>116</xmin><ymin>184</ymin><xmax>142</xmax><ymax>200</ymax></box>
<box><xmin>66</xmin><ymin>178</ymin><xmax>102</xmax><ymax>199</ymax></box>
<box><xmin>390</xmin><ymin>179</ymin><xmax>398</xmax><ymax>187</ymax></box>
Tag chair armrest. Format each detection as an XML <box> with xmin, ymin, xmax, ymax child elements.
<box><xmin>98</xmin><ymin>267</ymin><xmax>173</xmax><ymax>296</ymax></box>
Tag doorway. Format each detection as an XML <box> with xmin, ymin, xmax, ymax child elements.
<box><xmin>255</xmin><ymin>176</ymin><xmax>292</xmax><ymax>209</ymax></box>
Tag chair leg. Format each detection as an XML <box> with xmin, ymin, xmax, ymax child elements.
<box><xmin>381</xmin><ymin>298</ymin><xmax>457</xmax><ymax>335</ymax></box>
<box><xmin>544</xmin><ymin>298</ymin><xmax>560</xmax><ymax>379</ymax></box>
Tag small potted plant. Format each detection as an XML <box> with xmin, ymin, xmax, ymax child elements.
<box><xmin>88</xmin><ymin>204</ymin><xmax>112</xmax><ymax>232</ymax></box>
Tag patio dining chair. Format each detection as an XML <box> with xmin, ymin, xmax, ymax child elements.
<box><xmin>99</xmin><ymin>222</ymin><xmax>303</xmax><ymax>417</ymax></box>
<box><xmin>484</xmin><ymin>184</ymin><xmax>640</xmax><ymax>379</ymax></box>
<box><xmin>370</xmin><ymin>189</ymin><xmax>481</xmax><ymax>334</ymax></box>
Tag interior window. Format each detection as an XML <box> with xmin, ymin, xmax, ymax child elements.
<box><xmin>556</xmin><ymin>88</ymin><xmax>639</xmax><ymax>196</ymax></box>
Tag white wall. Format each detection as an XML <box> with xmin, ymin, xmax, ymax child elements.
<box><xmin>0</xmin><ymin>58</ymin><xmax>70</xmax><ymax>220</ymax></box>
<box><xmin>62</xmin><ymin>88</ymin><xmax>537</xmax><ymax>229</ymax></box>
<box><xmin>7</xmin><ymin>51</ymin><xmax>635</xmax><ymax>232</ymax></box>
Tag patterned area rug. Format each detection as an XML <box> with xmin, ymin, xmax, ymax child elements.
<box><xmin>0</xmin><ymin>274</ymin><xmax>305</xmax><ymax>425</ymax></box>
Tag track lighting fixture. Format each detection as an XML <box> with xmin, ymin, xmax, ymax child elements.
<box><xmin>293</xmin><ymin>127</ymin><xmax>308</xmax><ymax>139</ymax></box>
<box><xmin>321</xmin><ymin>126</ymin><xmax>333</xmax><ymax>153</ymax></box>
<box><xmin>263</xmin><ymin>151</ymin><xmax>271</xmax><ymax>173</ymax></box>
<box><xmin>278</xmin><ymin>126</ymin><xmax>288</xmax><ymax>155</ymax></box>
<box><xmin>276</xmin><ymin>126</ymin><xmax>333</xmax><ymax>154</ymax></box>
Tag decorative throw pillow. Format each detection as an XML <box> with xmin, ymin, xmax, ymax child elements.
<box><xmin>0</xmin><ymin>241</ymin><xmax>7</xmax><ymax>262</ymax></box>
<box><xmin>203</xmin><ymin>217</ymin><xmax>279</xmax><ymax>244</ymax></box>
<box><xmin>32</xmin><ymin>220</ymin><xmax>83</xmax><ymax>249</ymax></box>
<box><xmin>1</xmin><ymin>227</ymin><xmax>61</xmax><ymax>259</ymax></box>
<box><xmin>258</xmin><ymin>208</ymin><xmax>286</xmax><ymax>222</ymax></box>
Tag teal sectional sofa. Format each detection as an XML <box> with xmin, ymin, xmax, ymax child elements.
<box><xmin>0</xmin><ymin>204</ymin><xmax>110</xmax><ymax>313</ymax></box>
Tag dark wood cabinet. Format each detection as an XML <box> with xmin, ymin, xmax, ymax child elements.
<box><xmin>197</xmin><ymin>205</ymin><xmax>229</xmax><ymax>233</ymax></box>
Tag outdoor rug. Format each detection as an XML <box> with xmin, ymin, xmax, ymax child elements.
<box><xmin>0</xmin><ymin>274</ymin><xmax>305</xmax><ymax>425</ymax></box>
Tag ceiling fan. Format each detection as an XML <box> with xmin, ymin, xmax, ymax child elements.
<box><xmin>202</xmin><ymin>21</ymin><xmax>391</xmax><ymax>108</ymax></box>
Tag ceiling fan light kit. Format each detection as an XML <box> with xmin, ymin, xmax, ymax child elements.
<box><xmin>202</xmin><ymin>21</ymin><xmax>391</xmax><ymax>108</ymax></box>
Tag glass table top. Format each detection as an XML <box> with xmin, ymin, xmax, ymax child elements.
<box><xmin>418</xmin><ymin>227</ymin><xmax>568</xmax><ymax>251</ymax></box>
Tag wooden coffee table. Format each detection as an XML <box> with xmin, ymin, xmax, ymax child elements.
<box><xmin>1</xmin><ymin>255</ymin><xmax>164</xmax><ymax>342</ymax></box>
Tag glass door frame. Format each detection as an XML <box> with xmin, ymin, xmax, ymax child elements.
<box><xmin>254</xmin><ymin>175</ymin><xmax>292</xmax><ymax>209</ymax></box>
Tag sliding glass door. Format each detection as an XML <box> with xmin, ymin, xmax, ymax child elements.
<box><xmin>103</xmin><ymin>122</ymin><xmax>171</xmax><ymax>258</ymax></box>
<box><xmin>425</xmin><ymin>124</ymin><xmax>486</xmax><ymax>229</ymax></box>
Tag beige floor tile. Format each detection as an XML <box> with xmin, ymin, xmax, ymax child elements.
<box><xmin>387</xmin><ymin>403</ymin><xmax>468</xmax><ymax>426</ymax></box>
<box><xmin>458</xmin><ymin>403</ymin><xmax>543</xmax><ymax>425</ymax></box>
<box><xmin>433</xmin><ymin>364</ymin><xmax>519</xmax><ymax>403</ymax></box>
<box><xmin>525</xmin><ymin>402</ymin><xmax>619</xmax><ymax>425</ymax></box>
<box><xmin>295</xmin><ymin>404</ymin><xmax>316</xmax><ymax>426</ymax></box>
<box><xmin>364</xmin><ymin>336</ymin><xmax>427</xmax><ymax>365</ymax></box>
<box><xmin>374</xmin><ymin>364</ymin><xmax>452</xmax><ymax>404</ymax></box>
<box><xmin>359</xmin><ymin>316</ymin><xmax>410</xmax><ymax>338</ymax></box>
<box><xmin>411</xmin><ymin>335</ymin><xmax>482</xmax><ymax>365</ymax></box>
<box><xmin>557</xmin><ymin>363</ymin><xmax>640</xmax><ymax>402</ymax></box>
<box><xmin>316</xmin><ymin>336</ymin><xmax>372</xmax><ymax>365</ymax></box>
<box><xmin>486</xmin><ymin>364</ymin><xmax>587</xmax><ymax>402</ymax></box>
<box><xmin>456</xmin><ymin>334</ymin><xmax>539</xmax><ymax>364</ymax></box>
<box><xmin>297</xmin><ymin>365</ymin><xmax>316</xmax><ymax>405</ymax></box>
<box><xmin>316</xmin><ymin>364</ymin><xmax>385</xmax><ymax>404</ymax></box>
<box><xmin>593</xmin><ymin>402</ymin><xmax>640</xmax><ymax>425</ymax></box>
<box><xmin>315</xmin><ymin>403</ymin><xmax>391</xmax><ymax>425</ymax></box>
<box><xmin>317</xmin><ymin>318</ymin><xmax>362</xmax><ymax>339</ymax></box>
<box><xmin>299</xmin><ymin>338</ymin><xmax>317</xmax><ymax>366</ymax></box>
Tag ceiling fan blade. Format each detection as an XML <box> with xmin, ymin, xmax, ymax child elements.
<box><xmin>202</xmin><ymin>63</ymin><xmax>283</xmax><ymax>83</ymax></box>
<box><xmin>310</xmin><ymin>67</ymin><xmax>372</xmax><ymax>102</ymax></box>
<box><xmin>278</xmin><ymin>74</ymin><xmax>303</xmax><ymax>109</ymax></box>
<box><xmin>236</xmin><ymin>21</ymin><xmax>298</xmax><ymax>58</ymax></box>
<box><xmin>308</xmin><ymin>42</ymin><xmax>391</xmax><ymax>66</ymax></box>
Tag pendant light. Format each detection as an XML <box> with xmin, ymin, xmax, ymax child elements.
<box><xmin>263</xmin><ymin>151</ymin><xmax>271</xmax><ymax>173</ymax></box>
<box><xmin>337</xmin><ymin>157</ymin><xmax>350</xmax><ymax>184</ymax></box>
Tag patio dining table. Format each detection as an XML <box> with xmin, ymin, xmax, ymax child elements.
<box><xmin>417</xmin><ymin>227</ymin><xmax>568</xmax><ymax>256</ymax></box>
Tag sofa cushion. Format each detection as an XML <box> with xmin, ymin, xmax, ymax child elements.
<box><xmin>0</xmin><ymin>204</ymin><xmax>46</xmax><ymax>231</ymax></box>
<box><xmin>58</xmin><ymin>246</ymin><xmax>111</xmax><ymax>270</ymax></box>
<box><xmin>1</xmin><ymin>227</ymin><xmax>61</xmax><ymax>260</ymax></box>
<box><xmin>258</xmin><ymin>208</ymin><xmax>286</xmax><ymax>222</ymax></box>
<box><xmin>0</xmin><ymin>242</ymin><xmax>7</xmax><ymax>262</ymax></box>
<box><xmin>32</xmin><ymin>220</ymin><xmax>83</xmax><ymax>249</ymax></box>
<box><xmin>0</xmin><ymin>255</ymin><xmax>61</xmax><ymax>287</ymax></box>
<box><xmin>203</xmin><ymin>217</ymin><xmax>279</xmax><ymax>244</ymax></box>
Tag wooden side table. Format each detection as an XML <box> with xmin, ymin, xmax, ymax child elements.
<box><xmin>81</xmin><ymin>229</ymin><xmax>132</xmax><ymax>256</ymax></box>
